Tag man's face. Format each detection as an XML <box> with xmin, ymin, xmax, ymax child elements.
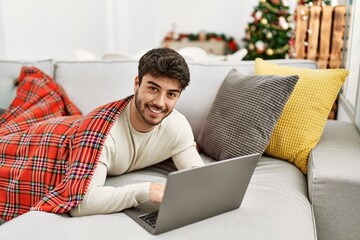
<box><xmin>131</xmin><ymin>74</ymin><xmax>182</xmax><ymax>132</ymax></box>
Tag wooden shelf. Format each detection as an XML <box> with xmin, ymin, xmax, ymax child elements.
<box><xmin>162</xmin><ymin>40</ymin><xmax>226</xmax><ymax>55</ymax></box>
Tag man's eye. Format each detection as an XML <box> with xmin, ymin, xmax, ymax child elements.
<box><xmin>149</xmin><ymin>87</ymin><xmax>158</xmax><ymax>92</ymax></box>
<box><xmin>168</xmin><ymin>92</ymin><xmax>178</xmax><ymax>98</ymax></box>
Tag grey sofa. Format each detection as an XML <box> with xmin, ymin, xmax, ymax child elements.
<box><xmin>0</xmin><ymin>59</ymin><xmax>359</xmax><ymax>240</ymax></box>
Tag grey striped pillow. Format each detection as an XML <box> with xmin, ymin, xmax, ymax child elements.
<box><xmin>197</xmin><ymin>68</ymin><xmax>298</xmax><ymax>160</ymax></box>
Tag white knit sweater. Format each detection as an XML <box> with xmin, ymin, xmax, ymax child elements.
<box><xmin>70</xmin><ymin>103</ymin><xmax>203</xmax><ymax>216</ymax></box>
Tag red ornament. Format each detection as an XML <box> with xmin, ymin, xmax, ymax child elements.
<box><xmin>271</xmin><ymin>0</ymin><xmax>280</xmax><ymax>5</ymax></box>
<box><xmin>228</xmin><ymin>41</ymin><xmax>239</xmax><ymax>52</ymax></box>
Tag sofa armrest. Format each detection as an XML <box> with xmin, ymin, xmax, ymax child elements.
<box><xmin>307</xmin><ymin>120</ymin><xmax>360</xmax><ymax>240</ymax></box>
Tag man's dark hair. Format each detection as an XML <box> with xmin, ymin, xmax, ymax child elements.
<box><xmin>138</xmin><ymin>48</ymin><xmax>190</xmax><ymax>90</ymax></box>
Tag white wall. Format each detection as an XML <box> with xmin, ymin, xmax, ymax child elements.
<box><xmin>112</xmin><ymin>0</ymin><xmax>261</xmax><ymax>55</ymax></box>
<box><xmin>0</xmin><ymin>0</ymin><xmax>299</xmax><ymax>60</ymax></box>
<box><xmin>0</xmin><ymin>0</ymin><xmax>109</xmax><ymax>60</ymax></box>
<box><xmin>0</xmin><ymin>2</ymin><xmax>6</xmax><ymax>57</ymax></box>
<box><xmin>1</xmin><ymin>0</ymin><xmax>358</xmax><ymax>125</ymax></box>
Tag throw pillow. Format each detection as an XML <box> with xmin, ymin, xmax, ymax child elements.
<box><xmin>255</xmin><ymin>58</ymin><xmax>349</xmax><ymax>174</ymax></box>
<box><xmin>197</xmin><ymin>68</ymin><xmax>299</xmax><ymax>161</ymax></box>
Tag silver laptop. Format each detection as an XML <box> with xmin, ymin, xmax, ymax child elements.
<box><xmin>124</xmin><ymin>153</ymin><xmax>260</xmax><ymax>235</ymax></box>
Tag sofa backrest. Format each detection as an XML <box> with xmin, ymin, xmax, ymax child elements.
<box><xmin>55</xmin><ymin>59</ymin><xmax>317</xmax><ymax>139</ymax></box>
<box><xmin>54</xmin><ymin>60</ymin><xmax>138</xmax><ymax>114</ymax></box>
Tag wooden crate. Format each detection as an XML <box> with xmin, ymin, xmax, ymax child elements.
<box><xmin>295</xmin><ymin>5</ymin><xmax>347</xmax><ymax>69</ymax></box>
<box><xmin>294</xmin><ymin>5</ymin><xmax>347</xmax><ymax>120</ymax></box>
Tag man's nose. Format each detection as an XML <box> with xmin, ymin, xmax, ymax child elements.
<box><xmin>153</xmin><ymin>93</ymin><xmax>166</xmax><ymax>107</ymax></box>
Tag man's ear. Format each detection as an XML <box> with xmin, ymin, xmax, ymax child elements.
<box><xmin>134</xmin><ymin>76</ymin><xmax>140</xmax><ymax>92</ymax></box>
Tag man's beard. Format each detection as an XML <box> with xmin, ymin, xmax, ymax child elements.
<box><xmin>134</xmin><ymin>91</ymin><xmax>172</xmax><ymax>127</ymax></box>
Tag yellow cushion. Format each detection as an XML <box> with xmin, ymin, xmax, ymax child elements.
<box><xmin>255</xmin><ymin>58</ymin><xmax>349</xmax><ymax>174</ymax></box>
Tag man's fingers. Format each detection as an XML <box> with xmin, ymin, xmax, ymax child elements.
<box><xmin>149</xmin><ymin>183</ymin><xmax>165</xmax><ymax>203</ymax></box>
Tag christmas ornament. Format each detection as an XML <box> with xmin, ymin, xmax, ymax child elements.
<box><xmin>260</xmin><ymin>18</ymin><xmax>268</xmax><ymax>25</ymax></box>
<box><xmin>228</xmin><ymin>40</ymin><xmax>238</xmax><ymax>52</ymax></box>
<box><xmin>255</xmin><ymin>11</ymin><xmax>263</xmax><ymax>21</ymax></box>
<box><xmin>279</xmin><ymin>16</ymin><xmax>289</xmax><ymax>30</ymax></box>
<box><xmin>266</xmin><ymin>48</ymin><xmax>274</xmax><ymax>56</ymax></box>
<box><xmin>248</xmin><ymin>43</ymin><xmax>255</xmax><ymax>51</ymax></box>
<box><xmin>266</xmin><ymin>31</ymin><xmax>273</xmax><ymax>39</ymax></box>
<box><xmin>255</xmin><ymin>40</ymin><xmax>266</xmax><ymax>53</ymax></box>
<box><xmin>271</xmin><ymin>0</ymin><xmax>280</xmax><ymax>5</ymax></box>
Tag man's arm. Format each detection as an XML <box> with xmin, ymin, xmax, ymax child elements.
<box><xmin>69</xmin><ymin>162</ymin><xmax>151</xmax><ymax>217</ymax></box>
<box><xmin>172</xmin><ymin>145</ymin><xmax>204</xmax><ymax>170</ymax></box>
<box><xmin>170</xmin><ymin>114</ymin><xmax>204</xmax><ymax>170</ymax></box>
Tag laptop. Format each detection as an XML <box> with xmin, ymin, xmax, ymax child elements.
<box><xmin>124</xmin><ymin>153</ymin><xmax>260</xmax><ymax>235</ymax></box>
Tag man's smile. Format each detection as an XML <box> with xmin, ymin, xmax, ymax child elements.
<box><xmin>148</xmin><ymin>105</ymin><xmax>165</xmax><ymax>114</ymax></box>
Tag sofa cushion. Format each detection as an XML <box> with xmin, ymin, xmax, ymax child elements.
<box><xmin>308</xmin><ymin>121</ymin><xmax>360</xmax><ymax>240</ymax></box>
<box><xmin>0</xmin><ymin>156</ymin><xmax>316</xmax><ymax>240</ymax></box>
<box><xmin>0</xmin><ymin>59</ymin><xmax>53</xmax><ymax>110</ymax></box>
<box><xmin>197</xmin><ymin>68</ymin><xmax>298</xmax><ymax>160</ymax></box>
<box><xmin>255</xmin><ymin>58</ymin><xmax>349</xmax><ymax>173</ymax></box>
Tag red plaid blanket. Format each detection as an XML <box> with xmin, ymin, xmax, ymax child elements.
<box><xmin>0</xmin><ymin>66</ymin><xmax>130</xmax><ymax>221</ymax></box>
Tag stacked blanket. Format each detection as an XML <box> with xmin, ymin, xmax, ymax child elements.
<box><xmin>0</xmin><ymin>66</ymin><xmax>130</xmax><ymax>221</ymax></box>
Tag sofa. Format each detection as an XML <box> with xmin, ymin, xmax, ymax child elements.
<box><xmin>0</xmin><ymin>58</ymin><xmax>359</xmax><ymax>240</ymax></box>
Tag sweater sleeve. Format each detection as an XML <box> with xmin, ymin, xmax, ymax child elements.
<box><xmin>69</xmin><ymin>162</ymin><xmax>151</xmax><ymax>217</ymax></box>
<box><xmin>172</xmin><ymin>145</ymin><xmax>204</xmax><ymax>170</ymax></box>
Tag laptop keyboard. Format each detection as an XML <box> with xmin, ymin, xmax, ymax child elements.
<box><xmin>139</xmin><ymin>211</ymin><xmax>159</xmax><ymax>229</ymax></box>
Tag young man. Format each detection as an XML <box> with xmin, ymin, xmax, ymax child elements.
<box><xmin>69</xmin><ymin>48</ymin><xmax>204</xmax><ymax>216</ymax></box>
<box><xmin>0</xmin><ymin>48</ymin><xmax>203</xmax><ymax>221</ymax></box>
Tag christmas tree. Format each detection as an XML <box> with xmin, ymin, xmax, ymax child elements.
<box><xmin>242</xmin><ymin>0</ymin><xmax>293</xmax><ymax>60</ymax></box>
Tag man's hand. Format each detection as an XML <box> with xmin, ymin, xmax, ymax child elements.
<box><xmin>149</xmin><ymin>183</ymin><xmax>165</xmax><ymax>203</ymax></box>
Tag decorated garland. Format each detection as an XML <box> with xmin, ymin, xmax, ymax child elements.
<box><xmin>163</xmin><ymin>31</ymin><xmax>239</xmax><ymax>54</ymax></box>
